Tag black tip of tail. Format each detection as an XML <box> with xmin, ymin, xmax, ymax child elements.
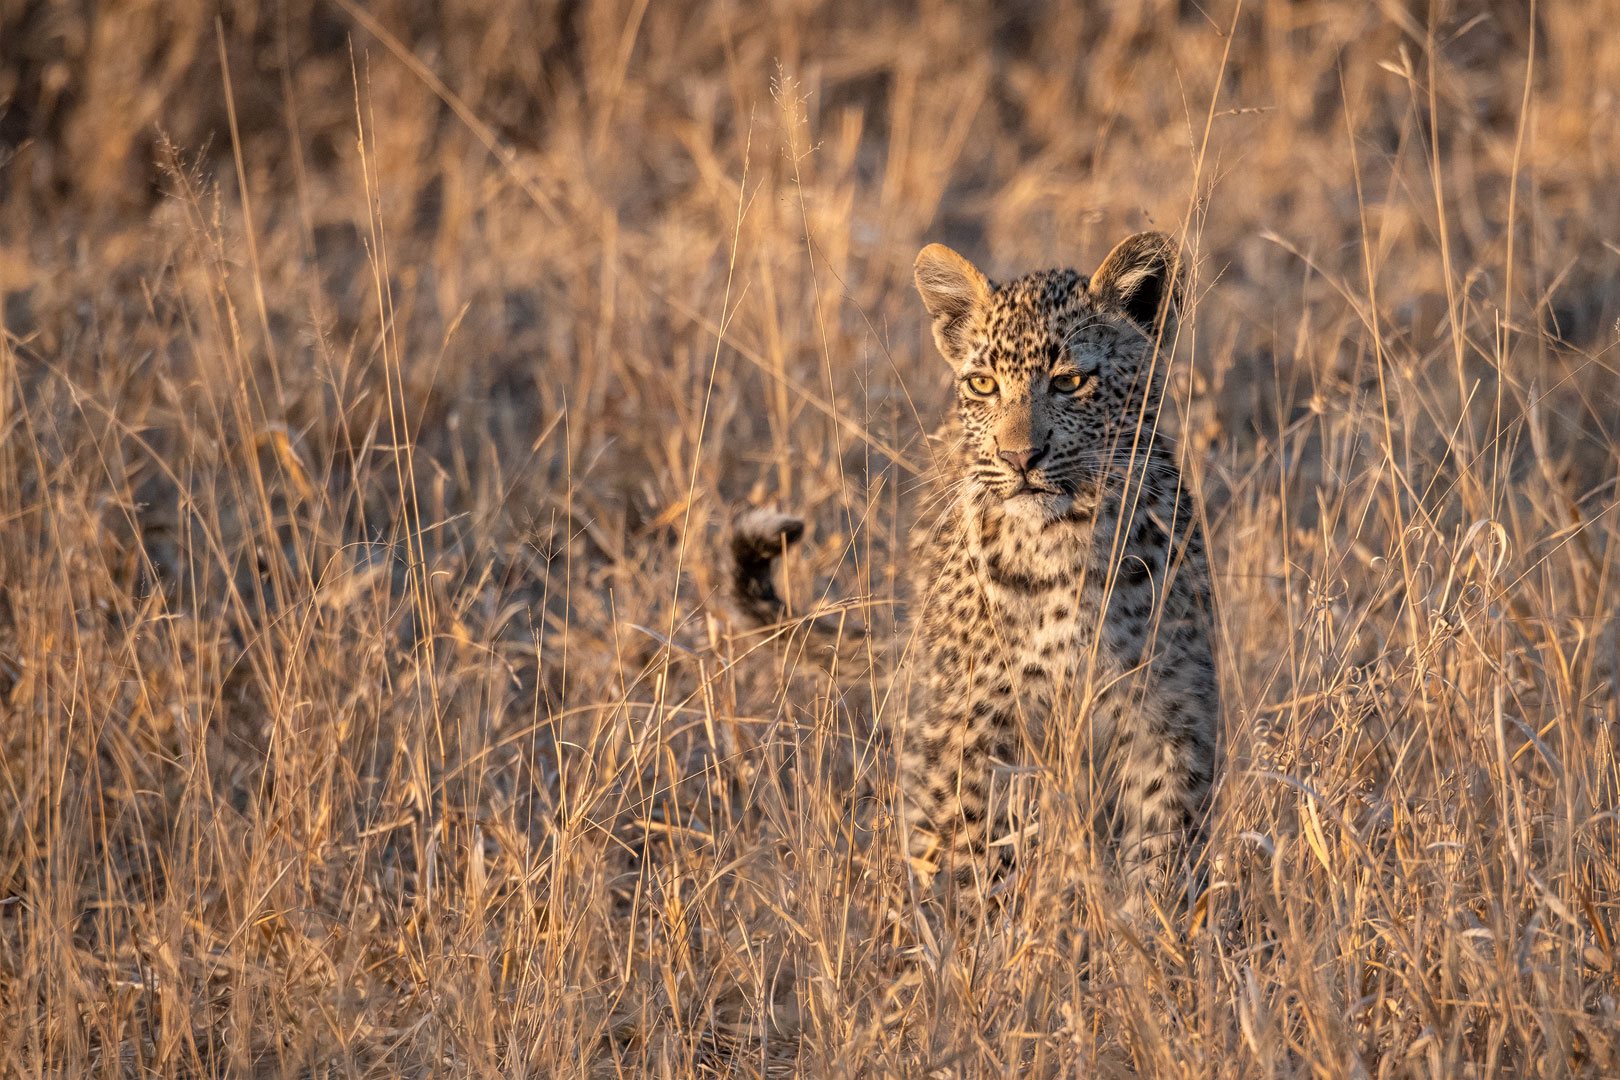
<box><xmin>731</xmin><ymin>508</ymin><xmax>805</xmax><ymax>627</ymax></box>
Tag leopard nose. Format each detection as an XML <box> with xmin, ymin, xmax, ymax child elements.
<box><xmin>998</xmin><ymin>444</ymin><xmax>1047</xmax><ymax>473</ymax></box>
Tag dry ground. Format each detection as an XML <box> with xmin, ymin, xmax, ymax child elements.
<box><xmin>3</xmin><ymin>0</ymin><xmax>1620</xmax><ymax>1076</ymax></box>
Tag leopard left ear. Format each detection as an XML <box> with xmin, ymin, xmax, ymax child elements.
<box><xmin>1089</xmin><ymin>231</ymin><xmax>1185</xmax><ymax>330</ymax></box>
<box><xmin>915</xmin><ymin>243</ymin><xmax>991</xmax><ymax>368</ymax></box>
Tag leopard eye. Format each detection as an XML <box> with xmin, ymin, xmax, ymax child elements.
<box><xmin>1051</xmin><ymin>372</ymin><xmax>1084</xmax><ymax>394</ymax></box>
<box><xmin>964</xmin><ymin>374</ymin><xmax>998</xmax><ymax>397</ymax></box>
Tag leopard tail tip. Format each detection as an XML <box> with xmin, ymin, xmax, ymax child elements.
<box><xmin>730</xmin><ymin>508</ymin><xmax>805</xmax><ymax>627</ymax></box>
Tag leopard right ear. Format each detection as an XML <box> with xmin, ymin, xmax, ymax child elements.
<box><xmin>1089</xmin><ymin>231</ymin><xmax>1184</xmax><ymax>331</ymax></box>
<box><xmin>914</xmin><ymin>243</ymin><xmax>990</xmax><ymax>368</ymax></box>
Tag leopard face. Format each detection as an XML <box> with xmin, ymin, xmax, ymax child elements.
<box><xmin>915</xmin><ymin>232</ymin><xmax>1184</xmax><ymax>522</ymax></box>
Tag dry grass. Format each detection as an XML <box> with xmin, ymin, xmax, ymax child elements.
<box><xmin>2</xmin><ymin>1</ymin><xmax>1620</xmax><ymax>1076</ymax></box>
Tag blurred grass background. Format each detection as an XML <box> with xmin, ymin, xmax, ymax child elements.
<box><xmin>2</xmin><ymin>0</ymin><xmax>1620</xmax><ymax>1076</ymax></box>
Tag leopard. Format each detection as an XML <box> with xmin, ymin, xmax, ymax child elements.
<box><xmin>731</xmin><ymin>231</ymin><xmax>1219</xmax><ymax>918</ymax></box>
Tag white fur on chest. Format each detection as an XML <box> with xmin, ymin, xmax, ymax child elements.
<box><xmin>971</xmin><ymin>504</ymin><xmax>1121</xmax><ymax>700</ymax></box>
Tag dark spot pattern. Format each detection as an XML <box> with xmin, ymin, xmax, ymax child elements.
<box><xmin>895</xmin><ymin>233</ymin><xmax>1218</xmax><ymax>915</ymax></box>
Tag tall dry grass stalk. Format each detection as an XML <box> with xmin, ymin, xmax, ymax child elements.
<box><xmin>1</xmin><ymin>1</ymin><xmax>1618</xmax><ymax>1076</ymax></box>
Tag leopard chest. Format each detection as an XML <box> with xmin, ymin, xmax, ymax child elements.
<box><xmin>979</xmin><ymin>571</ymin><xmax>1102</xmax><ymax>684</ymax></box>
<box><xmin>971</xmin><ymin>510</ymin><xmax>1145</xmax><ymax>700</ymax></box>
<box><xmin>983</xmin><ymin>570</ymin><xmax>1171</xmax><ymax>778</ymax></box>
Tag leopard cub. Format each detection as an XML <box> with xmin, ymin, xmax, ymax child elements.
<box><xmin>734</xmin><ymin>232</ymin><xmax>1219</xmax><ymax>914</ymax></box>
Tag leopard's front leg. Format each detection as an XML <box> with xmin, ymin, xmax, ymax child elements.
<box><xmin>898</xmin><ymin>658</ymin><xmax>1025</xmax><ymax>906</ymax></box>
<box><xmin>1114</xmin><ymin>697</ymin><xmax>1215</xmax><ymax>916</ymax></box>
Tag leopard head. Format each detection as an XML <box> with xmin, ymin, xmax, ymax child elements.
<box><xmin>914</xmin><ymin>231</ymin><xmax>1185</xmax><ymax>521</ymax></box>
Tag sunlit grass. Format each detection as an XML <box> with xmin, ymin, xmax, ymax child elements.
<box><xmin>1</xmin><ymin>2</ymin><xmax>1618</xmax><ymax>1076</ymax></box>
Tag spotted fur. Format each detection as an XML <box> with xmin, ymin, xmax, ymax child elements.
<box><xmin>730</xmin><ymin>231</ymin><xmax>1219</xmax><ymax>915</ymax></box>
<box><xmin>905</xmin><ymin>231</ymin><xmax>1218</xmax><ymax>911</ymax></box>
